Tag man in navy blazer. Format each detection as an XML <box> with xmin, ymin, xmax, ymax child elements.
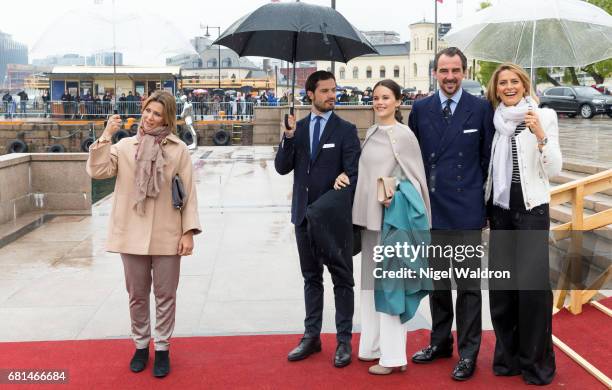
<box><xmin>408</xmin><ymin>48</ymin><xmax>494</xmax><ymax>381</ymax></box>
<box><xmin>275</xmin><ymin>71</ymin><xmax>360</xmax><ymax>368</ymax></box>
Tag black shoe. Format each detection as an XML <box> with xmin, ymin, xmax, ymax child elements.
<box><xmin>334</xmin><ymin>342</ymin><xmax>352</xmax><ymax>368</ymax></box>
<box><xmin>411</xmin><ymin>344</ymin><xmax>453</xmax><ymax>364</ymax></box>
<box><xmin>287</xmin><ymin>337</ymin><xmax>322</xmax><ymax>361</ymax></box>
<box><xmin>129</xmin><ymin>348</ymin><xmax>149</xmax><ymax>373</ymax></box>
<box><xmin>452</xmin><ymin>358</ymin><xmax>476</xmax><ymax>381</ymax></box>
<box><xmin>153</xmin><ymin>350</ymin><xmax>170</xmax><ymax>378</ymax></box>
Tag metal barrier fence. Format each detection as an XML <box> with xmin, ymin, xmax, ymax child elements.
<box><xmin>0</xmin><ymin>99</ymin><xmax>417</xmax><ymax>120</ymax></box>
<box><xmin>0</xmin><ymin>101</ymin><xmax>258</xmax><ymax>121</ymax></box>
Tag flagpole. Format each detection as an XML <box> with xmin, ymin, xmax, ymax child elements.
<box><xmin>434</xmin><ymin>0</ymin><xmax>438</xmax><ymax>92</ymax></box>
<box><xmin>112</xmin><ymin>0</ymin><xmax>117</xmax><ymax>110</ymax></box>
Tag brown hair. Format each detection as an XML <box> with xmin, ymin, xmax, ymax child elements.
<box><xmin>141</xmin><ymin>90</ymin><xmax>177</xmax><ymax>133</ymax></box>
<box><xmin>305</xmin><ymin>70</ymin><xmax>336</xmax><ymax>93</ymax></box>
<box><xmin>486</xmin><ymin>63</ymin><xmax>539</xmax><ymax>109</ymax></box>
<box><xmin>372</xmin><ymin>79</ymin><xmax>404</xmax><ymax>123</ymax></box>
<box><xmin>434</xmin><ymin>47</ymin><xmax>467</xmax><ymax>72</ymax></box>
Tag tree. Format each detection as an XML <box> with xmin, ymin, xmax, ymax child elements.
<box><xmin>562</xmin><ymin>68</ymin><xmax>580</xmax><ymax>85</ymax></box>
<box><xmin>476</xmin><ymin>61</ymin><xmax>500</xmax><ymax>87</ymax></box>
<box><xmin>538</xmin><ymin>69</ymin><xmax>560</xmax><ymax>86</ymax></box>
<box><xmin>575</xmin><ymin>1</ymin><xmax>612</xmax><ymax>84</ymax></box>
<box><xmin>584</xmin><ymin>0</ymin><xmax>612</xmax><ymax>14</ymax></box>
<box><xmin>582</xmin><ymin>61</ymin><xmax>612</xmax><ymax>84</ymax></box>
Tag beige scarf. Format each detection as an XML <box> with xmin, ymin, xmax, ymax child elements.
<box><xmin>133</xmin><ymin>125</ymin><xmax>171</xmax><ymax>215</ymax></box>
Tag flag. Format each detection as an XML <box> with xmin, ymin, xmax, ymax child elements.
<box><xmin>437</xmin><ymin>0</ymin><xmax>443</xmax><ymax>3</ymax></box>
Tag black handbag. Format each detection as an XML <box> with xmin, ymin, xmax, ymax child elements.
<box><xmin>172</xmin><ymin>174</ymin><xmax>186</xmax><ymax>210</ymax></box>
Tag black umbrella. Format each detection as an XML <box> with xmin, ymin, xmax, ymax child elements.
<box><xmin>214</xmin><ymin>1</ymin><xmax>377</xmax><ymax>127</ymax></box>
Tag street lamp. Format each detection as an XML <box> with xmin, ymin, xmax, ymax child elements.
<box><xmin>203</xmin><ymin>25</ymin><xmax>222</xmax><ymax>89</ymax></box>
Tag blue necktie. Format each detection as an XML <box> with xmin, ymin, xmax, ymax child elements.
<box><xmin>311</xmin><ymin>116</ymin><xmax>322</xmax><ymax>159</ymax></box>
<box><xmin>442</xmin><ymin>99</ymin><xmax>452</xmax><ymax>123</ymax></box>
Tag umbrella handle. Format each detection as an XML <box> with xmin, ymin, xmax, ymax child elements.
<box><xmin>284</xmin><ymin>106</ymin><xmax>294</xmax><ymax>130</ymax></box>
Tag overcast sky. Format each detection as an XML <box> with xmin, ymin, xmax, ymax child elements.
<box><xmin>3</xmin><ymin>0</ymin><xmax>489</xmax><ymax>64</ymax></box>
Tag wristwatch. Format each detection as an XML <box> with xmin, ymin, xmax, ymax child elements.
<box><xmin>537</xmin><ymin>137</ymin><xmax>548</xmax><ymax>146</ymax></box>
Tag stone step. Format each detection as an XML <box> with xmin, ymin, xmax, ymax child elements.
<box><xmin>583</xmin><ymin>193</ymin><xmax>612</xmax><ymax>214</ymax></box>
<box><xmin>561</xmin><ymin>161</ymin><xmax>610</xmax><ymax>176</ymax></box>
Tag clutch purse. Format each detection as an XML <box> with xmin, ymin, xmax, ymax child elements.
<box><xmin>172</xmin><ymin>174</ymin><xmax>186</xmax><ymax>210</ymax></box>
<box><xmin>377</xmin><ymin>177</ymin><xmax>397</xmax><ymax>203</ymax></box>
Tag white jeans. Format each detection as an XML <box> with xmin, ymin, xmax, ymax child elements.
<box><xmin>358</xmin><ymin>229</ymin><xmax>409</xmax><ymax>367</ymax></box>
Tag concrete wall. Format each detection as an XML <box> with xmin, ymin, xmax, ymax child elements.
<box><xmin>0</xmin><ymin>122</ymin><xmax>253</xmax><ymax>155</ymax></box>
<box><xmin>0</xmin><ymin>122</ymin><xmax>103</xmax><ymax>155</ymax></box>
<box><xmin>0</xmin><ymin>153</ymin><xmax>91</xmax><ymax>225</ymax></box>
<box><xmin>0</xmin><ymin>105</ymin><xmax>410</xmax><ymax>154</ymax></box>
<box><xmin>252</xmin><ymin>105</ymin><xmax>413</xmax><ymax>144</ymax></box>
<box><xmin>190</xmin><ymin>123</ymin><xmax>253</xmax><ymax>146</ymax></box>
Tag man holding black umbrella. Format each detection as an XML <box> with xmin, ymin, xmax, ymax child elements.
<box><xmin>275</xmin><ymin>71</ymin><xmax>360</xmax><ymax>368</ymax></box>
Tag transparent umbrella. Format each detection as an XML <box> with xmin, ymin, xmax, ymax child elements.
<box><xmin>443</xmin><ymin>0</ymin><xmax>612</xmax><ymax>82</ymax></box>
<box><xmin>30</xmin><ymin>2</ymin><xmax>196</xmax><ymax>98</ymax></box>
<box><xmin>30</xmin><ymin>4</ymin><xmax>196</xmax><ymax>63</ymax></box>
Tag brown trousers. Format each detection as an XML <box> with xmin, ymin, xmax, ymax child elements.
<box><xmin>120</xmin><ymin>254</ymin><xmax>181</xmax><ymax>351</ymax></box>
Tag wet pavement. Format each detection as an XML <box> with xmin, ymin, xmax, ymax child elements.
<box><xmin>557</xmin><ymin>116</ymin><xmax>612</xmax><ymax>167</ymax></box>
<box><xmin>0</xmin><ymin>146</ymin><xmax>495</xmax><ymax>343</ymax></box>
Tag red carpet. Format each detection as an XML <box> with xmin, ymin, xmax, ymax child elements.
<box><xmin>552</xmin><ymin>296</ymin><xmax>612</xmax><ymax>379</ymax></box>
<box><xmin>0</xmin><ymin>330</ymin><xmax>604</xmax><ymax>389</ymax></box>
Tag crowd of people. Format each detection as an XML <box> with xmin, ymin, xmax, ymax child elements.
<box><xmin>1</xmin><ymin>90</ymin><xmax>29</xmax><ymax>118</ymax></box>
<box><xmin>0</xmin><ymin>84</ymin><xmax>437</xmax><ymax>121</ymax></box>
<box><xmin>277</xmin><ymin>87</ymin><xmax>432</xmax><ymax>107</ymax></box>
<box><xmin>175</xmin><ymin>90</ymin><xmax>255</xmax><ymax>120</ymax></box>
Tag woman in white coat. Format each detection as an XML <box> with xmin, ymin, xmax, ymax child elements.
<box><xmin>335</xmin><ymin>79</ymin><xmax>431</xmax><ymax>375</ymax></box>
<box><xmin>484</xmin><ymin>63</ymin><xmax>562</xmax><ymax>385</ymax></box>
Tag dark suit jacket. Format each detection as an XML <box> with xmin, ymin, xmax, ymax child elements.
<box><xmin>275</xmin><ymin>112</ymin><xmax>361</xmax><ymax>225</ymax></box>
<box><xmin>306</xmin><ymin>187</ymin><xmax>360</xmax><ymax>265</ymax></box>
<box><xmin>408</xmin><ymin>90</ymin><xmax>494</xmax><ymax>230</ymax></box>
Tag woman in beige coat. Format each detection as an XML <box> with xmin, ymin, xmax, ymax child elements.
<box><xmin>335</xmin><ymin>79</ymin><xmax>431</xmax><ymax>375</ymax></box>
<box><xmin>86</xmin><ymin>90</ymin><xmax>201</xmax><ymax>378</ymax></box>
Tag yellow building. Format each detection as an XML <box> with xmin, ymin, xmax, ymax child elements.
<box><xmin>318</xmin><ymin>43</ymin><xmax>411</xmax><ymax>91</ymax></box>
<box><xmin>318</xmin><ymin>22</ymin><xmax>464</xmax><ymax>93</ymax></box>
<box><xmin>409</xmin><ymin>21</ymin><xmax>449</xmax><ymax>92</ymax></box>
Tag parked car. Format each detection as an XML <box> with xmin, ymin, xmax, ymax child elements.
<box><xmin>539</xmin><ymin>85</ymin><xmax>612</xmax><ymax>119</ymax></box>
<box><xmin>462</xmin><ymin>79</ymin><xmax>485</xmax><ymax>97</ymax></box>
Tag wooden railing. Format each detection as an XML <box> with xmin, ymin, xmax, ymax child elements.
<box><xmin>550</xmin><ymin>168</ymin><xmax>612</xmax><ymax>315</ymax></box>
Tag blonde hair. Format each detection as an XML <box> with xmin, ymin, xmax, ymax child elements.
<box><xmin>141</xmin><ymin>90</ymin><xmax>177</xmax><ymax>133</ymax></box>
<box><xmin>486</xmin><ymin>63</ymin><xmax>539</xmax><ymax>109</ymax></box>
